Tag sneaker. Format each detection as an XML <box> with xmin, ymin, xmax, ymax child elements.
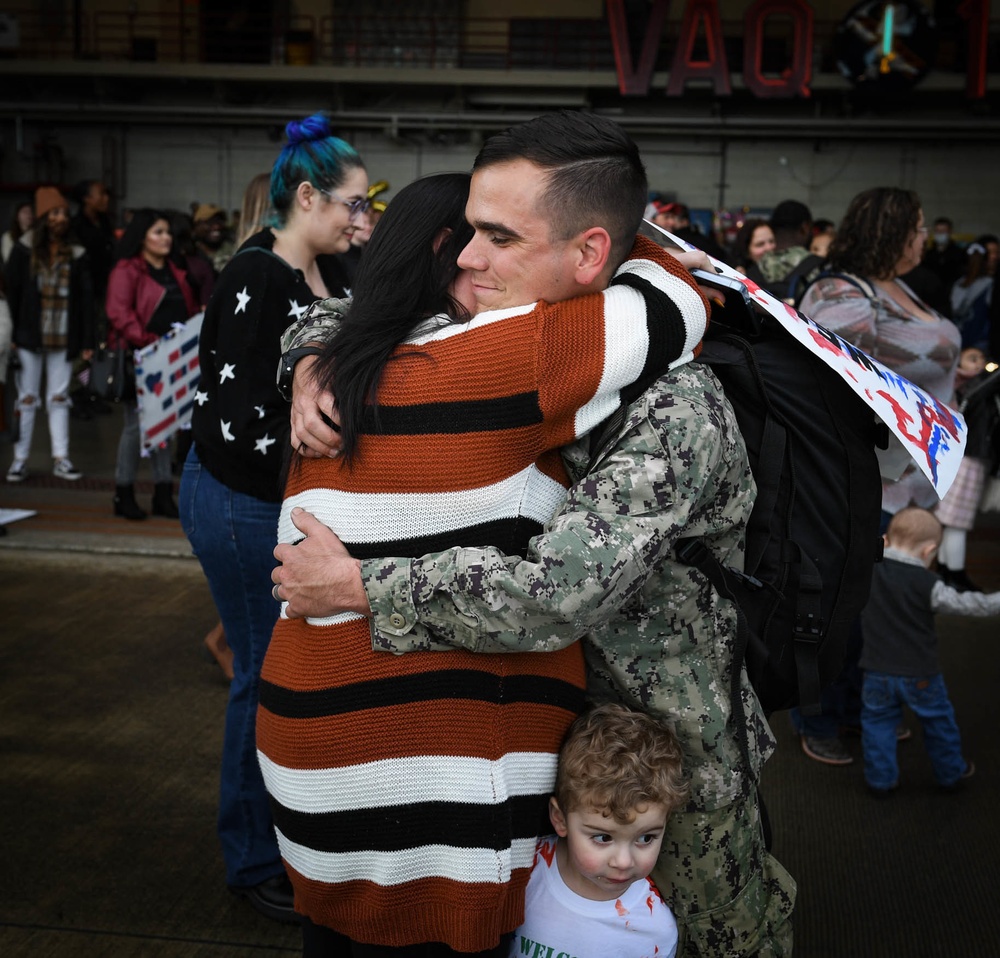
<box><xmin>6</xmin><ymin>460</ymin><xmax>28</xmax><ymax>483</ymax></box>
<box><xmin>801</xmin><ymin>735</ymin><xmax>853</xmax><ymax>766</ymax></box>
<box><xmin>53</xmin><ymin>458</ymin><xmax>82</xmax><ymax>481</ymax></box>
<box><xmin>941</xmin><ymin>761</ymin><xmax>975</xmax><ymax>792</ymax></box>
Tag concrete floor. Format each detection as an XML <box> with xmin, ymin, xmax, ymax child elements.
<box><xmin>2</xmin><ymin>400</ymin><xmax>1000</xmax><ymax>956</ymax></box>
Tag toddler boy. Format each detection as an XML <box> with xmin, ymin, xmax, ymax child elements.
<box><xmin>510</xmin><ymin>703</ymin><xmax>689</xmax><ymax>958</ymax></box>
<box><xmin>860</xmin><ymin>506</ymin><xmax>1000</xmax><ymax>796</ymax></box>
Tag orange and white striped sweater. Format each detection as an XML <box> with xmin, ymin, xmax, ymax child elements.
<box><xmin>256</xmin><ymin>236</ymin><xmax>708</xmax><ymax>950</ymax></box>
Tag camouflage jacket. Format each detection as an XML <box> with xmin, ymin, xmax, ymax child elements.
<box><xmin>756</xmin><ymin>245</ymin><xmax>812</xmax><ymax>285</ymax></box>
<box><xmin>361</xmin><ymin>363</ymin><xmax>774</xmax><ymax>809</ymax></box>
<box><xmin>280</xmin><ymin>296</ymin><xmax>351</xmax><ymax>353</ymax></box>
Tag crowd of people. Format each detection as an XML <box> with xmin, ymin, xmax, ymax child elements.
<box><xmin>2</xmin><ymin>109</ymin><xmax>1000</xmax><ymax>957</ymax></box>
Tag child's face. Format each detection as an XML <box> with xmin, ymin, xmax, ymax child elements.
<box><xmin>959</xmin><ymin>349</ymin><xmax>986</xmax><ymax>377</ymax></box>
<box><xmin>550</xmin><ymin>798</ymin><xmax>668</xmax><ymax>901</ymax></box>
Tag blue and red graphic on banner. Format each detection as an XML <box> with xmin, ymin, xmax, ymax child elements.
<box><xmin>135</xmin><ymin>312</ymin><xmax>204</xmax><ymax>451</ymax></box>
<box><xmin>645</xmin><ymin>223</ymin><xmax>966</xmax><ymax>498</ymax></box>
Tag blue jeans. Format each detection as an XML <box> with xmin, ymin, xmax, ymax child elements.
<box><xmin>861</xmin><ymin>671</ymin><xmax>968</xmax><ymax>790</ymax></box>
<box><xmin>179</xmin><ymin>447</ymin><xmax>283</xmax><ymax>887</ymax></box>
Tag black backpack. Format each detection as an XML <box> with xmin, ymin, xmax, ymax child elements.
<box><xmin>591</xmin><ymin>272</ymin><xmax>885</xmax><ymax>719</ymax></box>
<box><xmin>684</xmin><ymin>274</ymin><xmax>885</xmax><ymax>717</ymax></box>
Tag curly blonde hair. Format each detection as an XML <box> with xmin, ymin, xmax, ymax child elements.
<box><xmin>555</xmin><ymin>703</ymin><xmax>689</xmax><ymax>824</ymax></box>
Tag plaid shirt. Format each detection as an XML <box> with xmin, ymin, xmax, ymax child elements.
<box><xmin>36</xmin><ymin>249</ymin><xmax>71</xmax><ymax>350</ymax></box>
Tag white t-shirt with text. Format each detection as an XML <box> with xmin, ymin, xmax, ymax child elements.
<box><xmin>509</xmin><ymin>836</ymin><xmax>678</xmax><ymax>958</ymax></box>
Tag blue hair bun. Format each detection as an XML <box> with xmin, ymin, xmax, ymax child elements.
<box><xmin>285</xmin><ymin>113</ymin><xmax>333</xmax><ymax>146</ymax></box>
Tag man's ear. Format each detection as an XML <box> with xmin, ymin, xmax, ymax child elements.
<box><xmin>573</xmin><ymin>227</ymin><xmax>613</xmax><ymax>287</ymax></box>
<box><xmin>549</xmin><ymin>797</ymin><xmax>569</xmax><ymax>837</ymax></box>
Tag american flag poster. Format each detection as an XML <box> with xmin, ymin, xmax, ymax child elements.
<box><xmin>135</xmin><ymin>312</ymin><xmax>205</xmax><ymax>451</ymax></box>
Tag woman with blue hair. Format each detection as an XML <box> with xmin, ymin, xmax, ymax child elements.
<box><xmin>179</xmin><ymin>113</ymin><xmax>369</xmax><ymax>923</ymax></box>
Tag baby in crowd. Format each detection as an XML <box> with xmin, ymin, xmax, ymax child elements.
<box><xmin>860</xmin><ymin>507</ymin><xmax>1000</xmax><ymax>796</ymax></box>
<box><xmin>510</xmin><ymin>703</ymin><xmax>689</xmax><ymax>958</ymax></box>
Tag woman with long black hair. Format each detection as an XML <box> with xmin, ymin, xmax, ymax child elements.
<box><xmin>105</xmin><ymin>208</ymin><xmax>200</xmax><ymax>518</ymax></box>
<box><xmin>258</xmin><ymin>170</ymin><xmax>709</xmax><ymax>955</ymax></box>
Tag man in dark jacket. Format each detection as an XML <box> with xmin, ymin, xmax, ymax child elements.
<box><xmin>70</xmin><ymin>180</ymin><xmax>115</xmax><ymax>306</ymax></box>
<box><xmin>747</xmin><ymin>199</ymin><xmax>825</xmax><ymax>304</ymax></box>
<box><xmin>69</xmin><ymin>179</ymin><xmax>117</xmax><ymax>417</ymax></box>
<box><xmin>923</xmin><ymin>216</ymin><xmax>966</xmax><ymax>294</ymax></box>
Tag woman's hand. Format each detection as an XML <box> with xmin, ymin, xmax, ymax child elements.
<box><xmin>666</xmin><ymin>248</ymin><xmax>725</xmax><ymax>307</ymax></box>
<box><xmin>290</xmin><ymin>355</ymin><xmax>343</xmax><ymax>458</ymax></box>
<box><xmin>668</xmin><ymin>248</ymin><xmax>714</xmax><ymax>273</ymax></box>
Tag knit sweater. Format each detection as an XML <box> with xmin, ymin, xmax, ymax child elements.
<box><xmin>191</xmin><ymin>229</ymin><xmax>350</xmax><ymax>502</ymax></box>
<box><xmin>255</xmin><ymin>235</ymin><xmax>709</xmax><ymax>950</ymax></box>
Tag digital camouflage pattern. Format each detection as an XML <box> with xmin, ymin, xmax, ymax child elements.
<box><xmin>361</xmin><ymin>363</ymin><xmax>795</xmax><ymax>955</ymax></box>
<box><xmin>280</xmin><ymin>296</ymin><xmax>350</xmax><ymax>353</ymax></box>
<box><xmin>756</xmin><ymin>245</ymin><xmax>813</xmax><ymax>285</ymax></box>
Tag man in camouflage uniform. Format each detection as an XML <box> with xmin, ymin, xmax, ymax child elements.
<box><xmin>273</xmin><ymin>113</ymin><xmax>796</xmax><ymax>956</ymax></box>
<box><xmin>746</xmin><ymin>199</ymin><xmax>823</xmax><ymax>305</ymax></box>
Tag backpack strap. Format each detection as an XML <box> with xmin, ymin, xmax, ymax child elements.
<box><xmin>735</xmin><ymin>339</ymin><xmax>826</xmax><ymax>714</ymax></box>
<box><xmin>732</xmin><ymin>339</ymin><xmax>786</xmax><ymax>576</ymax></box>
<box><xmin>586</xmin><ymin>404</ymin><xmax>629</xmax><ymax>471</ymax></box>
<box><xmin>784</xmin><ymin>254</ymin><xmax>827</xmax><ymax>305</ymax></box>
<box><xmin>675</xmin><ymin>537</ymin><xmax>764</xmax><ymax>762</ymax></box>
<box><xmin>789</xmin><ymin>544</ymin><xmax>825</xmax><ymax>716</ymax></box>
<box><xmin>799</xmin><ymin>269</ymin><xmax>878</xmax><ymax>306</ymax></box>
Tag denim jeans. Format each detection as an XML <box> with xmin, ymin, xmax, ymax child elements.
<box><xmin>13</xmin><ymin>348</ymin><xmax>73</xmax><ymax>462</ymax></box>
<box><xmin>861</xmin><ymin>671</ymin><xmax>968</xmax><ymax>790</ymax></box>
<box><xmin>179</xmin><ymin>447</ymin><xmax>283</xmax><ymax>887</ymax></box>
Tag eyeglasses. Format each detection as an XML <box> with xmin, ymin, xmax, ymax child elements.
<box><xmin>916</xmin><ymin>226</ymin><xmax>929</xmax><ymax>233</ymax></box>
<box><xmin>318</xmin><ymin>189</ymin><xmax>372</xmax><ymax>221</ymax></box>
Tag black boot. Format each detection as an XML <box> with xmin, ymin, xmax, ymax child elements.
<box><xmin>113</xmin><ymin>484</ymin><xmax>148</xmax><ymax>521</ymax></box>
<box><xmin>151</xmin><ymin>482</ymin><xmax>179</xmax><ymax>519</ymax></box>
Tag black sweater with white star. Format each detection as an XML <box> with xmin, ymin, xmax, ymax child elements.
<box><xmin>191</xmin><ymin>229</ymin><xmax>349</xmax><ymax>501</ymax></box>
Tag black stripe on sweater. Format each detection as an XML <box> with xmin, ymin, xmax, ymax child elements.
<box><xmin>609</xmin><ymin>271</ymin><xmax>687</xmax><ymax>405</ymax></box>
<box><xmin>259</xmin><ymin>671</ymin><xmax>587</xmax><ymax>720</ymax></box>
<box><xmin>271</xmin><ymin>793</ymin><xmax>551</xmax><ymax>854</ymax></box>
<box><xmin>343</xmin><ymin>516</ymin><xmax>543</xmax><ymax>561</ymax></box>
<box><xmin>361</xmin><ymin>391</ymin><xmax>542</xmax><ymax>435</ymax></box>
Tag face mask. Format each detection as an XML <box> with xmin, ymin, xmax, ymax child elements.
<box><xmin>933</xmin><ymin>232</ymin><xmax>950</xmax><ymax>247</ymax></box>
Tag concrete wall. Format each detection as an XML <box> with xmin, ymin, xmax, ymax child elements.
<box><xmin>0</xmin><ymin>120</ymin><xmax>993</xmax><ymax>238</ymax></box>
